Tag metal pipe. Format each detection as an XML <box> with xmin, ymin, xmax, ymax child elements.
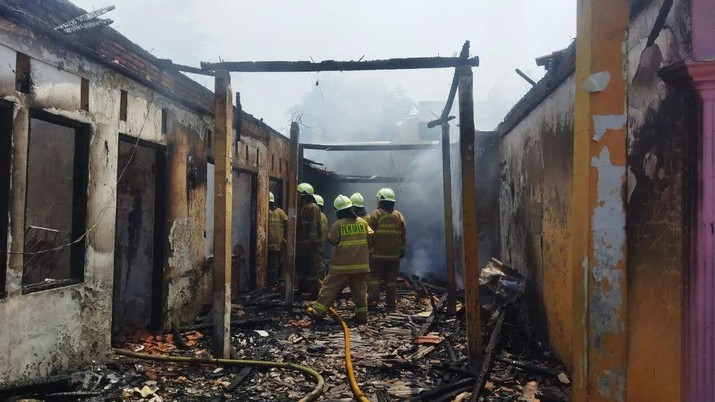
<box><xmin>300</xmin><ymin>142</ymin><xmax>438</xmax><ymax>151</ymax></box>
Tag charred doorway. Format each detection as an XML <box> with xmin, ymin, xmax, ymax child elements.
<box><xmin>232</xmin><ymin>170</ymin><xmax>256</xmax><ymax>292</ymax></box>
<box><xmin>113</xmin><ymin>137</ymin><xmax>166</xmax><ymax>339</ymax></box>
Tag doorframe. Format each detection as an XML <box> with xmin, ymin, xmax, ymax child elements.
<box><xmin>113</xmin><ymin>135</ymin><xmax>167</xmax><ymax>334</ymax></box>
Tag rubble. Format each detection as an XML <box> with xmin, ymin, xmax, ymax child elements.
<box><xmin>0</xmin><ymin>268</ymin><xmax>570</xmax><ymax>401</ymax></box>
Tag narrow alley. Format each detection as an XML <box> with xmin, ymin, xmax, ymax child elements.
<box><xmin>0</xmin><ymin>0</ymin><xmax>714</xmax><ymax>401</ymax></box>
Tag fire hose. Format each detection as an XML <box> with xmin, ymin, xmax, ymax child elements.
<box><xmin>318</xmin><ymin>279</ymin><xmax>371</xmax><ymax>402</ymax></box>
<box><xmin>113</xmin><ymin>348</ymin><xmax>324</xmax><ymax>402</ymax></box>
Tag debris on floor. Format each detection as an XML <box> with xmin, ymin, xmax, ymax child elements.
<box><xmin>0</xmin><ymin>262</ymin><xmax>570</xmax><ymax>401</ymax></box>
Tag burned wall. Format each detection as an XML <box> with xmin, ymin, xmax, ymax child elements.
<box><xmin>625</xmin><ymin>0</ymin><xmax>694</xmax><ymax>400</ymax></box>
<box><xmin>498</xmin><ymin>75</ymin><xmax>575</xmax><ymax>365</ymax></box>
<box><xmin>0</xmin><ymin>14</ymin><xmax>213</xmax><ymax>382</ymax></box>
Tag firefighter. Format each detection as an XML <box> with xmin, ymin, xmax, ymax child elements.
<box><xmin>313</xmin><ymin>194</ymin><xmax>329</xmax><ymax>279</ymax></box>
<box><xmin>350</xmin><ymin>192</ymin><xmax>368</xmax><ymax>219</ymax></box>
<box><xmin>367</xmin><ymin>187</ymin><xmax>406</xmax><ymax>310</ymax></box>
<box><xmin>307</xmin><ymin>195</ymin><xmax>373</xmax><ymax>323</ymax></box>
<box><xmin>267</xmin><ymin>192</ymin><xmax>287</xmax><ymax>284</ymax></box>
<box><xmin>296</xmin><ymin>182</ymin><xmax>323</xmax><ymax>297</ymax></box>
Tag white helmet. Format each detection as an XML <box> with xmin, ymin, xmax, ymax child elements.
<box><xmin>314</xmin><ymin>194</ymin><xmax>325</xmax><ymax>207</ymax></box>
<box><xmin>350</xmin><ymin>193</ymin><xmax>365</xmax><ymax>208</ymax></box>
<box><xmin>333</xmin><ymin>195</ymin><xmax>353</xmax><ymax>211</ymax></box>
<box><xmin>376</xmin><ymin>187</ymin><xmax>396</xmax><ymax>203</ymax></box>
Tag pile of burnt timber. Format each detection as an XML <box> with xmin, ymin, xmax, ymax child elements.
<box><xmin>0</xmin><ymin>263</ymin><xmax>570</xmax><ymax>401</ymax></box>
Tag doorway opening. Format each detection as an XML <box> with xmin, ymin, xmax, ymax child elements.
<box><xmin>112</xmin><ymin>136</ymin><xmax>166</xmax><ymax>341</ymax></box>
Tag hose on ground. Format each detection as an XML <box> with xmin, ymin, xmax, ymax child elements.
<box><xmin>318</xmin><ymin>279</ymin><xmax>371</xmax><ymax>402</ymax></box>
<box><xmin>113</xmin><ymin>348</ymin><xmax>324</xmax><ymax>402</ymax></box>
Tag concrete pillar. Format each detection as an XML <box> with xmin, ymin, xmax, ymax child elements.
<box><xmin>570</xmin><ymin>0</ymin><xmax>629</xmax><ymax>400</ymax></box>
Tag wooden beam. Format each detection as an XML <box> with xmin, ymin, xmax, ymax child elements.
<box><xmin>428</xmin><ymin>41</ymin><xmax>471</xmax><ymax>129</ymax></box>
<box><xmin>212</xmin><ymin>70</ymin><xmax>233</xmax><ymax>358</ymax></box>
<box><xmin>255</xmin><ymin>127</ymin><xmax>270</xmax><ymax>289</ymax></box>
<box><xmin>300</xmin><ymin>142</ymin><xmax>438</xmax><ymax>151</ymax></box>
<box><xmin>284</xmin><ymin>122</ymin><xmax>300</xmax><ymax>305</ymax></box>
<box><xmin>441</xmin><ymin>123</ymin><xmax>457</xmax><ymax>315</ymax></box>
<box><xmin>201</xmin><ymin>55</ymin><xmax>479</xmax><ymax>73</ymax></box>
<box><xmin>570</xmin><ymin>1</ymin><xmax>629</xmax><ymax>401</ymax></box>
<box><xmin>458</xmin><ymin>63</ymin><xmax>482</xmax><ymax>366</ymax></box>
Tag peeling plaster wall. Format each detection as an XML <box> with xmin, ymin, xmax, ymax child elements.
<box><xmin>0</xmin><ymin>17</ymin><xmax>118</xmax><ymax>382</ymax></box>
<box><xmin>164</xmin><ymin>111</ymin><xmax>211</xmax><ymax>328</ymax></box>
<box><xmin>625</xmin><ymin>1</ymin><xmax>695</xmax><ymax>400</ymax></box>
<box><xmin>0</xmin><ymin>16</ymin><xmax>212</xmax><ymax>382</ymax></box>
<box><xmin>498</xmin><ymin>76</ymin><xmax>575</xmax><ymax>365</ymax></box>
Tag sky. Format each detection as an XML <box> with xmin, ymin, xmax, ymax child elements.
<box><xmin>71</xmin><ymin>0</ymin><xmax>576</xmax><ymax>135</ymax></box>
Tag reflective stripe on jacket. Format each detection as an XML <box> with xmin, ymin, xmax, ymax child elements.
<box><xmin>327</xmin><ymin>217</ymin><xmax>373</xmax><ymax>273</ymax></box>
<box><xmin>367</xmin><ymin>208</ymin><xmax>406</xmax><ymax>261</ymax></box>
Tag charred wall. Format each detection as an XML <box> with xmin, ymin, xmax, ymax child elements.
<box><xmin>625</xmin><ymin>0</ymin><xmax>694</xmax><ymax>399</ymax></box>
<box><xmin>0</xmin><ymin>6</ymin><xmax>292</xmax><ymax>383</ymax></box>
<box><xmin>498</xmin><ymin>76</ymin><xmax>575</xmax><ymax>365</ymax></box>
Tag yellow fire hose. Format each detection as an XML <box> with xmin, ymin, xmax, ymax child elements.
<box><xmin>319</xmin><ymin>279</ymin><xmax>371</xmax><ymax>402</ymax></box>
<box><xmin>113</xmin><ymin>348</ymin><xmax>324</xmax><ymax>402</ymax></box>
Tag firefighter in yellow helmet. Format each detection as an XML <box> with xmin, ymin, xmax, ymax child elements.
<box><xmin>313</xmin><ymin>195</ymin><xmax>329</xmax><ymax>279</ymax></box>
<box><xmin>367</xmin><ymin>187</ymin><xmax>406</xmax><ymax>310</ymax></box>
<box><xmin>267</xmin><ymin>191</ymin><xmax>287</xmax><ymax>284</ymax></box>
<box><xmin>307</xmin><ymin>195</ymin><xmax>373</xmax><ymax>323</ymax></box>
<box><xmin>350</xmin><ymin>192</ymin><xmax>368</xmax><ymax>219</ymax></box>
<box><xmin>296</xmin><ymin>182</ymin><xmax>323</xmax><ymax>297</ymax></box>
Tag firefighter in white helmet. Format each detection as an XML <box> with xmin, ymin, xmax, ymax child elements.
<box><xmin>267</xmin><ymin>192</ymin><xmax>287</xmax><ymax>284</ymax></box>
<box><xmin>307</xmin><ymin>195</ymin><xmax>373</xmax><ymax>323</ymax></box>
<box><xmin>296</xmin><ymin>182</ymin><xmax>323</xmax><ymax>297</ymax></box>
<box><xmin>313</xmin><ymin>194</ymin><xmax>329</xmax><ymax>279</ymax></box>
<box><xmin>367</xmin><ymin>187</ymin><xmax>406</xmax><ymax>310</ymax></box>
<box><xmin>350</xmin><ymin>192</ymin><xmax>368</xmax><ymax>219</ymax></box>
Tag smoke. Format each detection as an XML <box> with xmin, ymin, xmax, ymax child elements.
<box><xmin>291</xmin><ymin>76</ymin><xmax>453</xmax><ymax>282</ymax></box>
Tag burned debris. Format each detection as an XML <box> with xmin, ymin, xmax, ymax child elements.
<box><xmin>1</xmin><ymin>262</ymin><xmax>570</xmax><ymax>401</ymax></box>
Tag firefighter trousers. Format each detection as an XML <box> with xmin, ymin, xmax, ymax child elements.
<box><xmin>368</xmin><ymin>259</ymin><xmax>400</xmax><ymax>307</ymax></box>
<box><xmin>296</xmin><ymin>252</ymin><xmax>320</xmax><ymax>296</ymax></box>
<box><xmin>312</xmin><ymin>272</ymin><xmax>368</xmax><ymax>322</ymax></box>
<box><xmin>267</xmin><ymin>250</ymin><xmax>282</xmax><ymax>284</ymax></box>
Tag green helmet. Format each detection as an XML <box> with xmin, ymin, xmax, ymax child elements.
<box><xmin>333</xmin><ymin>195</ymin><xmax>353</xmax><ymax>211</ymax></box>
<box><xmin>269</xmin><ymin>192</ymin><xmax>275</xmax><ymax>203</ymax></box>
<box><xmin>350</xmin><ymin>193</ymin><xmax>365</xmax><ymax>208</ymax></box>
<box><xmin>297</xmin><ymin>182</ymin><xmax>314</xmax><ymax>195</ymax></box>
<box><xmin>314</xmin><ymin>194</ymin><xmax>324</xmax><ymax>207</ymax></box>
<box><xmin>376</xmin><ymin>187</ymin><xmax>396</xmax><ymax>203</ymax></box>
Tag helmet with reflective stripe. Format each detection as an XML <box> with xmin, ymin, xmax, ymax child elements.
<box><xmin>350</xmin><ymin>193</ymin><xmax>365</xmax><ymax>208</ymax></box>
<box><xmin>297</xmin><ymin>182</ymin><xmax>314</xmax><ymax>195</ymax></box>
<box><xmin>314</xmin><ymin>194</ymin><xmax>324</xmax><ymax>206</ymax></box>
<box><xmin>376</xmin><ymin>187</ymin><xmax>396</xmax><ymax>203</ymax></box>
<box><xmin>333</xmin><ymin>195</ymin><xmax>353</xmax><ymax>211</ymax></box>
<box><xmin>269</xmin><ymin>192</ymin><xmax>275</xmax><ymax>203</ymax></box>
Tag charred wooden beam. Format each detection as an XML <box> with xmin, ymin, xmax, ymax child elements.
<box><xmin>156</xmin><ymin>59</ymin><xmax>216</xmax><ymax>76</ymax></box>
<box><xmin>212</xmin><ymin>70</ymin><xmax>234</xmax><ymax>358</ymax></box>
<box><xmin>467</xmin><ymin>309</ymin><xmax>506</xmax><ymax>402</ymax></box>
<box><xmin>458</xmin><ymin>61</ymin><xmax>483</xmax><ymax>367</ymax></box>
<box><xmin>335</xmin><ymin>176</ymin><xmax>403</xmax><ymax>183</ymax></box>
<box><xmin>427</xmin><ymin>41</ymin><xmax>471</xmax><ymax>129</ymax></box>
<box><xmin>284</xmin><ymin>122</ymin><xmax>300</xmax><ymax>305</ymax></box>
<box><xmin>201</xmin><ymin>55</ymin><xmax>479</xmax><ymax>73</ymax></box>
<box><xmin>441</xmin><ymin>122</ymin><xmax>457</xmax><ymax>315</ymax></box>
<box><xmin>300</xmin><ymin>142</ymin><xmax>438</xmax><ymax>151</ymax></box>
<box><xmin>417</xmin><ymin>293</ymin><xmax>448</xmax><ymax>337</ymax></box>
